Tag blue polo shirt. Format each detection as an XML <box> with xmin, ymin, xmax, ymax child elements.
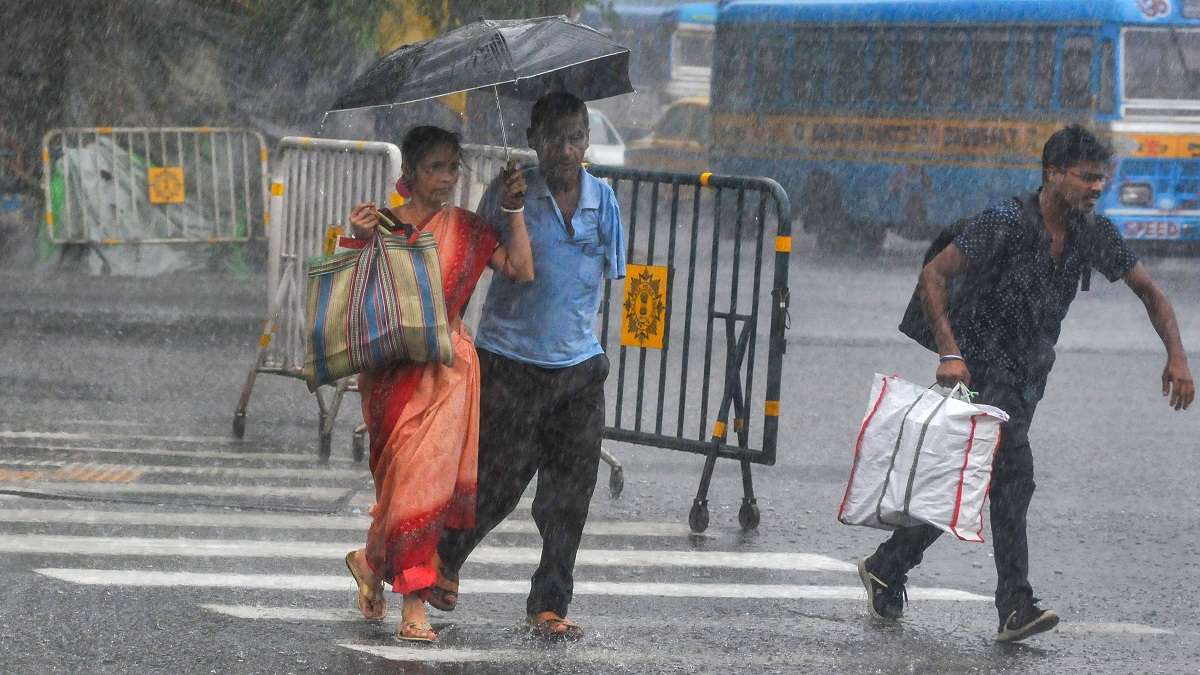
<box><xmin>475</xmin><ymin>166</ymin><xmax>626</xmax><ymax>368</ymax></box>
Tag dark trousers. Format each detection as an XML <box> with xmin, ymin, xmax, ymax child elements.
<box><xmin>437</xmin><ymin>349</ymin><xmax>608</xmax><ymax>617</ymax></box>
<box><xmin>870</xmin><ymin>380</ymin><xmax>1038</xmax><ymax>620</ymax></box>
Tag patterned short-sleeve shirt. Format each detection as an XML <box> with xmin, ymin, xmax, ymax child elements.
<box><xmin>951</xmin><ymin>191</ymin><xmax>1137</xmax><ymax>401</ymax></box>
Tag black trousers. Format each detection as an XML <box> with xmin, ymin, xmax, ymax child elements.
<box><xmin>437</xmin><ymin>349</ymin><xmax>608</xmax><ymax>616</ymax></box>
<box><xmin>870</xmin><ymin>379</ymin><xmax>1038</xmax><ymax>621</ymax></box>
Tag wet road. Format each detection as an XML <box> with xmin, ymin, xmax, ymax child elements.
<box><xmin>0</xmin><ymin>242</ymin><xmax>1197</xmax><ymax>673</ymax></box>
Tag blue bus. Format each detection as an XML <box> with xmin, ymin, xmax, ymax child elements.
<box><xmin>584</xmin><ymin>3</ymin><xmax>716</xmax><ymax>137</ymax></box>
<box><xmin>713</xmin><ymin>0</ymin><xmax>1200</xmax><ymax>253</ymax></box>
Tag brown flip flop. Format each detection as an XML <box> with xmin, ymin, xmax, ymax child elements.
<box><xmin>344</xmin><ymin>550</ymin><xmax>386</xmax><ymax>620</ymax></box>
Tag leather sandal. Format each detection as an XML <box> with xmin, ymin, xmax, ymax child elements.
<box><xmin>344</xmin><ymin>551</ymin><xmax>386</xmax><ymax>620</ymax></box>
<box><xmin>526</xmin><ymin>611</ymin><xmax>583</xmax><ymax>641</ymax></box>
<box><xmin>397</xmin><ymin>620</ymin><xmax>437</xmax><ymax>643</ymax></box>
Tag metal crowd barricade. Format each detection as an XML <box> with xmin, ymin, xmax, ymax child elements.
<box><xmin>590</xmin><ymin>166</ymin><xmax>793</xmax><ymax>533</ymax></box>
<box><xmin>233</xmin><ymin>137</ymin><xmax>403</xmax><ymax>461</ymax></box>
<box><xmin>460</xmin><ymin>144</ymin><xmax>794</xmax><ymax>531</ymax></box>
<box><xmin>41</xmin><ymin>127</ymin><xmax>268</xmax><ymax>245</ymax></box>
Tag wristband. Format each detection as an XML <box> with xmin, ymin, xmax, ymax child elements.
<box><xmin>500</xmin><ymin>204</ymin><xmax>524</xmax><ymax>214</ymax></box>
<box><xmin>939</xmin><ymin>354</ymin><xmax>965</xmax><ymax>363</ymax></box>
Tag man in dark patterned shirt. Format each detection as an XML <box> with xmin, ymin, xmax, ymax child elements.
<box><xmin>859</xmin><ymin>125</ymin><xmax>1195</xmax><ymax>643</ymax></box>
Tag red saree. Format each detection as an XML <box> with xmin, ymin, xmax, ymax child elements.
<box><xmin>358</xmin><ymin>205</ymin><xmax>497</xmax><ymax>594</ymax></box>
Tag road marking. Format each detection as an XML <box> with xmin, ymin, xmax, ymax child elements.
<box><xmin>57</xmin><ymin>420</ymin><xmax>150</xmax><ymax>428</ymax></box>
<box><xmin>0</xmin><ymin>444</ymin><xmax>355</xmax><ymax>465</ymax></box>
<box><xmin>37</xmin><ymin>569</ymin><xmax>989</xmax><ymax>601</ymax></box>
<box><xmin>0</xmin><ymin>459</ymin><xmax>364</xmax><ymax>481</ymax></box>
<box><xmin>0</xmin><ymin>430</ymin><xmax>240</xmax><ymax>444</ymax></box>
<box><xmin>4</xmin><ymin>534</ymin><xmax>851</xmax><ymax>571</ymax></box>
<box><xmin>1057</xmin><ymin>622</ymin><xmax>1174</xmax><ymax>636</ymax></box>
<box><xmin>0</xmin><ymin>481</ymin><xmax>351</xmax><ymax>500</ymax></box>
<box><xmin>0</xmin><ymin>508</ymin><xmax>690</xmax><ymax>537</ymax></box>
<box><xmin>338</xmin><ymin>645</ymin><xmax>529</xmax><ymax>664</ymax></box>
<box><xmin>202</xmin><ymin>605</ymin><xmax>846</xmax><ymax>632</ymax></box>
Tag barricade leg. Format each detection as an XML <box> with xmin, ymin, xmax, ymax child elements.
<box><xmin>314</xmin><ymin>378</ymin><xmax>351</xmax><ymax>463</ymax></box>
<box><xmin>738</xmin><ymin>459</ymin><xmax>759</xmax><ymax>530</ymax></box>
<box><xmin>600</xmin><ymin>446</ymin><xmax>623</xmax><ymax>499</ymax></box>
<box><xmin>352</xmin><ymin>424</ymin><xmax>367</xmax><ymax>463</ymax></box>
<box><xmin>688</xmin><ymin>315</ymin><xmax>755</xmax><ymax>534</ymax></box>
<box><xmin>232</xmin><ymin>264</ymin><xmax>293</xmax><ymax>440</ymax></box>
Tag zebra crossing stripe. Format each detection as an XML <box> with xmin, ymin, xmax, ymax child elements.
<box><xmin>5</xmin><ymin>534</ymin><xmax>852</xmax><ymax>571</ymax></box>
<box><xmin>35</xmin><ymin>569</ymin><xmax>991</xmax><ymax>601</ymax></box>
<box><xmin>1</xmin><ymin>443</ymin><xmax>356</xmax><ymax>465</ymax></box>
<box><xmin>0</xmin><ymin>508</ymin><xmax>691</xmax><ymax>537</ymax></box>
<box><xmin>0</xmin><ymin>481</ymin><xmax>351</xmax><ymax>500</ymax></box>
<box><xmin>0</xmin><ymin>459</ymin><xmax>363</xmax><ymax>481</ymax></box>
<box><xmin>0</xmin><ymin>430</ymin><xmax>235</xmax><ymax>444</ymax></box>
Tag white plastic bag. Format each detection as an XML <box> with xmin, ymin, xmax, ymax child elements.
<box><xmin>837</xmin><ymin>373</ymin><xmax>1009</xmax><ymax>542</ymax></box>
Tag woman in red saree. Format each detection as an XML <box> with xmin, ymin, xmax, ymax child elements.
<box><xmin>342</xmin><ymin>126</ymin><xmax>533</xmax><ymax>642</ymax></box>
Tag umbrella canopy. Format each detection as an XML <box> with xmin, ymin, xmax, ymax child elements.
<box><xmin>330</xmin><ymin>16</ymin><xmax>633</xmax><ymax>113</ymax></box>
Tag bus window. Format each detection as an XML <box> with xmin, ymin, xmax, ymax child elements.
<box><xmin>792</xmin><ymin>28</ymin><xmax>825</xmax><ymax>105</ymax></box>
<box><xmin>829</xmin><ymin>30</ymin><xmax>870</xmax><ymax>104</ymax></box>
<box><xmin>1061</xmin><ymin>35</ymin><xmax>1095</xmax><ymax>109</ymax></box>
<box><xmin>897</xmin><ymin>32</ymin><xmax>925</xmax><ymax>105</ymax></box>
<box><xmin>926</xmin><ymin>30</ymin><xmax>967</xmax><ymax>107</ymax></box>
<box><xmin>1033</xmin><ymin>31</ymin><xmax>1056</xmax><ymax>109</ymax></box>
<box><xmin>1124</xmin><ymin>28</ymin><xmax>1200</xmax><ymax>100</ymax></box>
<box><xmin>756</xmin><ymin>36</ymin><xmax>788</xmax><ymax>107</ymax></box>
<box><xmin>718</xmin><ymin>26</ymin><xmax>754</xmax><ymax>111</ymax></box>
<box><xmin>868</xmin><ymin>32</ymin><xmax>898</xmax><ymax>105</ymax></box>
<box><xmin>1099</xmin><ymin>39</ymin><xmax>1115</xmax><ymax>113</ymax></box>
<box><xmin>967</xmin><ymin>30</ymin><xmax>1009</xmax><ymax>110</ymax></box>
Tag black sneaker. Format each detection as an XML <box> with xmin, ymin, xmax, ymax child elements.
<box><xmin>858</xmin><ymin>557</ymin><xmax>906</xmax><ymax>621</ymax></box>
<box><xmin>995</xmin><ymin>597</ymin><xmax>1059</xmax><ymax>643</ymax></box>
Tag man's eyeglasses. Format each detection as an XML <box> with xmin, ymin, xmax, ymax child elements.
<box><xmin>1066</xmin><ymin>169</ymin><xmax>1110</xmax><ymax>185</ymax></box>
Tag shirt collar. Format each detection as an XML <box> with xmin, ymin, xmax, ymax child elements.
<box><xmin>527</xmin><ymin>166</ymin><xmax>601</xmax><ymax>210</ymax></box>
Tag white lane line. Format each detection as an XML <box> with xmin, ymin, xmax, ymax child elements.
<box><xmin>0</xmin><ymin>459</ymin><xmax>365</xmax><ymax>481</ymax></box>
<box><xmin>1057</xmin><ymin>622</ymin><xmax>1174</xmax><ymax>636</ymax></box>
<box><xmin>339</xmin><ymin>645</ymin><xmax>527</xmax><ymax>664</ymax></box>
<box><xmin>37</xmin><ymin>569</ymin><xmax>989</xmax><ymax>601</ymax></box>
<box><xmin>337</xmin><ymin>643</ymin><xmax>835</xmax><ymax>667</ymax></box>
<box><xmin>58</xmin><ymin>420</ymin><xmax>149</xmax><ymax>428</ymax></box>
<box><xmin>3</xmin><ymin>535</ymin><xmax>851</xmax><ymax>571</ymax></box>
<box><xmin>203</xmin><ymin>605</ymin><xmax>846</xmax><ymax>631</ymax></box>
<box><xmin>0</xmin><ymin>508</ymin><xmax>691</xmax><ymax>537</ymax></box>
<box><xmin>0</xmin><ymin>431</ymin><xmax>235</xmax><ymax>444</ymax></box>
<box><xmin>0</xmin><ymin>482</ymin><xmax>351</xmax><ymax>500</ymax></box>
<box><xmin>0</xmin><ymin>444</ymin><xmax>355</xmax><ymax>465</ymax></box>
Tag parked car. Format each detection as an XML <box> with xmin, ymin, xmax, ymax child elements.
<box><xmin>585</xmin><ymin>110</ymin><xmax>626</xmax><ymax>166</ymax></box>
<box><xmin>625</xmin><ymin>97</ymin><xmax>710</xmax><ymax>173</ymax></box>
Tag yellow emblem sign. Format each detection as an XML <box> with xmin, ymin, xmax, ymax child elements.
<box><xmin>148</xmin><ymin>167</ymin><xmax>185</xmax><ymax>204</ymax></box>
<box><xmin>621</xmin><ymin>264</ymin><xmax>669</xmax><ymax>350</ymax></box>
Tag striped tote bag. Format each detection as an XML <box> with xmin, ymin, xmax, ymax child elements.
<box><xmin>303</xmin><ymin>227</ymin><xmax>453</xmax><ymax>391</ymax></box>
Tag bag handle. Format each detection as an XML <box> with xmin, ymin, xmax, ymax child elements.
<box><xmin>375</xmin><ymin>208</ymin><xmax>421</xmax><ymax>244</ymax></box>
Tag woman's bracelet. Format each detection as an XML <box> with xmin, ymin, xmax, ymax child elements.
<box><xmin>939</xmin><ymin>354</ymin><xmax>965</xmax><ymax>363</ymax></box>
<box><xmin>500</xmin><ymin>204</ymin><xmax>524</xmax><ymax>214</ymax></box>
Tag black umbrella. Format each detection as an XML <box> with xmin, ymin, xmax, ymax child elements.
<box><xmin>328</xmin><ymin>16</ymin><xmax>633</xmax><ymax>155</ymax></box>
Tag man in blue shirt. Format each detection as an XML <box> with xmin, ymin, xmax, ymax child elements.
<box><xmin>435</xmin><ymin>92</ymin><xmax>626</xmax><ymax>641</ymax></box>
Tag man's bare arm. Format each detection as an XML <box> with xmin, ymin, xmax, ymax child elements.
<box><xmin>1125</xmin><ymin>261</ymin><xmax>1194</xmax><ymax>410</ymax></box>
<box><xmin>919</xmin><ymin>243</ymin><xmax>972</xmax><ymax>386</ymax></box>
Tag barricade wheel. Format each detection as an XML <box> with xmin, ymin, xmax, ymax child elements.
<box><xmin>318</xmin><ymin>431</ymin><xmax>332</xmax><ymax>463</ymax></box>
<box><xmin>608</xmin><ymin>465</ymin><xmax>624</xmax><ymax>499</ymax></box>
<box><xmin>738</xmin><ymin>502</ymin><xmax>760</xmax><ymax>531</ymax></box>
<box><xmin>352</xmin><ymin>433</ymin><xmax>366</xmax><ymax>463</ymax></box>
<box><xmin>688</xmin><ymin>502</ymin><xmax>709</xmax><ymax>533</ymax></box>
<box><xmin>232</xmin><ymin>414</ymin><xmax>246</xmax><ymax>440</ymax></box>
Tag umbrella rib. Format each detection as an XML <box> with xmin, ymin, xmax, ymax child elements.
<box><xmin>511</xmin><ymin>49</ymin><xmax>632</xmax><ymax>86</ymax></box>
